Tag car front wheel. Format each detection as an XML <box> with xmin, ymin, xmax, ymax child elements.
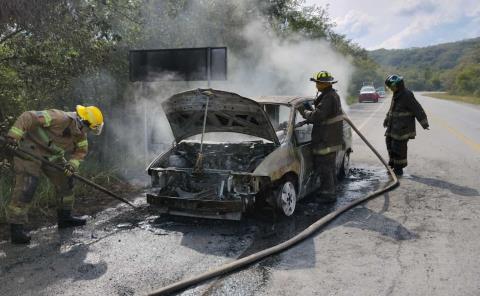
<box><xmin>338</xmin><ymin>151</ymin><xmax>351</xmax><ymax>180</ymax></box>
<box><xmin>275</xmin><ymin>180</ymin><xmax>297</xmax><ymax>216</ymax></box>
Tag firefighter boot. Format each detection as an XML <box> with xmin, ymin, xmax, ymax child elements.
<box><xmin>57</xmin><ymin>210</ymin><xmax>86</xmax><ymax>228</ymax></box>
<box><xmin>394</xmin><ymin>167</ymin><xmax>404</xmax><ymax>176</ymax></box>
<box><xmin>10</xmin><ymin>224</ymin><xmax>31</xmax><ymax>244</ymax></box>
<box><xmin>318</xmin><ymin>165</ymin><xmax>337</xmax><ymax>204</ymax></box>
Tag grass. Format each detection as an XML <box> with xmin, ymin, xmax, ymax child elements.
<box><xmin>422</xmin><ymin>92</ymin><xmax>480</xmax><ymax>105</ymax></box>
<box><xmin>346</xmin><ymin>95</ymin><xmax>358</xmax><ymax>105</ymax></box>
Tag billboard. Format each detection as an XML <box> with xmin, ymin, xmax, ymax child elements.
<box><xmin>129</xmin><ymin>47</ymin><xmax>227</xmax><ymax>82</ymax></box>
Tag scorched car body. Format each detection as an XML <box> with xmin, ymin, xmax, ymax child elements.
<box><xmin>146</xmin><ymin>89</ymin><xmax>352</xmax><ymax>220</ymax></box>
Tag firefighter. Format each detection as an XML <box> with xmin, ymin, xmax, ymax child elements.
<box><xmin>4</xmin><ymin>105</ymin><xmax>104</xmax><ymax>244</ymax></box>
<box><xmin>384</xmin><ymin>74</ymin><xmax>429</xmax><ymax>176</ymax></box>
<box><xmin>300</xmin><ymin>71</ymin><xmax>344</xmax><ymax>203</ymax></box>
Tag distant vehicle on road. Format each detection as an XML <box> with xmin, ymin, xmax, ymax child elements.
<box><xmin>376</xmin><ymin>86</ymin><xmax>386</xmax><ymax>98</ymax></box>
<box><xmin>359</xmin><ymin>86</ymin><xmax>379</xmax><ymax>103</ymax></box>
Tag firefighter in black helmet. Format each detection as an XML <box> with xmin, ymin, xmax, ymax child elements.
<box><xmin>384</xmin><ymin>74</ymin><xmax>429</xmax><ymax>176</ymax></box>
<box><xmin>300</xmin><ymin>71</ymin><xmax>344</xmax><ymax>203</ymax></box>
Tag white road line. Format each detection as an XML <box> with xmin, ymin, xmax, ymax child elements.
<box><xmin>354</xmin><ymin>100</ymin><xmax>388</xmax><ymax>131</ymax></box>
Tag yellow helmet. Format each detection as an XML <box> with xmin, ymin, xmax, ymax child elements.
<box><xmin>76</xmin><ymin>105</ymin><xmax>104</xmax><ymax>135</ymax></box>
<box><xmin>310</xmin><ymin>71</ymin><xmax>337</xmax><ymax>83</ymax></box>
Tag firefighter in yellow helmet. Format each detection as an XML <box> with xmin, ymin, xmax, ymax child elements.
<box><xmin>5</xmin><ymin>105</ymin><xmax>104</xmax><ymax>244</ymax></box>
<box><xmin>299</xmin><ymin>71</ymin><xmax>344</xmax><ymax>203</ymax></box>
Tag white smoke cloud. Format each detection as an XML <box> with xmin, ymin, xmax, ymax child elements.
<box><xmin>109</xmin><ymin>1</ymin><xmax>354</xmax><ymax>179</ymax></box>
<box><xmin>224</xmin><ymin>20</ymin><xmax>353</xmax><ymax>100</ymax></box>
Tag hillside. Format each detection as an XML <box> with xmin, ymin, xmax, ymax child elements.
<box><xmin>368</xmin><ymin>37</ymin><xmax>480</xmax><ymax>95</ymax></box>
<box><xmin>369</xmin><ymin>37</ymin><xmax>480</xmax><ymax>70</ymax></box>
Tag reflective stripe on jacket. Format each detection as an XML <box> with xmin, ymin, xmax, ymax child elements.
<box><xmin>7</xmin><ymin>110</ymin><xmax>88</xmax><ymax>168</ymax></box>
<box><xmin>305</xmin><ymin>87</ymin><xmax>344</xmax><ymax>155</ymax></box>
<box><xmin>384</xmin><ymin>88</ymin><xmax>428</xmax><ymax>141</ymax></box>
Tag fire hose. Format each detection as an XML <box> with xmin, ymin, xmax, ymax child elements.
<box><xmin>0</xmin><ymin>135</ymin><xmax>136</xmax><ymax>209</ymax></box>
<box><xmin>148</xmin><ymin>113</ymin><xmax>399</xmax><ymax>295</ymax></box>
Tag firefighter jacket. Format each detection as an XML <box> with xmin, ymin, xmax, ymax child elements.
<box><xmin>304</xmin><ymin>87</ymin><xmax>344</xmax><ymax>155</ymax></box>
<box><xmin>7</xmin><ymin>109</ymin><xmax>88</xmax><ymax>169</ymax></box>
<box><xmin>384</xmin><ymin>87</ymin><xmax>429</xmax><ymax>141</ymax></box>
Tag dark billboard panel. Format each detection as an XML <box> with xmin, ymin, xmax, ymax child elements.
<box><xmin>129</xmin><ymin>47</ymin><xmax>227</xmax><ymax>82</ymax></box>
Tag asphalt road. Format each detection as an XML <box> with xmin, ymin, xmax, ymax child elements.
<box><xmin>1</xmin><ymin>93</ymin><xmax>479</xmax><ymax>296</ymax></box>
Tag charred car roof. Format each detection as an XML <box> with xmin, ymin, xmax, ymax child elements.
<box><xmin>253</xmin><ymin>95</ymin><xmax>312</xmax><ymax>106</ymax></box>
<box><xmin>162</xmin><ymin>89</ymin><xmax>281</xmax><ymax>145</ymax></box>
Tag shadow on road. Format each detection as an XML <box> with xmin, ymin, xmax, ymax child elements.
<box><xmin>0</xmin><ymin>229</ymin><xmax>107</xmax><ymax>294</ymax></box>
<box><xmin>269</xmin><ymin>191</ymin><xmax>416</xmax><ymax>272</ymax></box>
<box><xmin>410</xmin><ymin>175</ymin><xmax>479</xmax><ymax>197</ymax></box>
<box><xmin>334</xmin><ymin>205</ymin><xmax>418</xmax><ymax>241</ymax></box>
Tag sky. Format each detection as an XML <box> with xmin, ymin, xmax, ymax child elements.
<box><xmin>304</xmin><ymin>0</ymin><xmax>480</xmax><ymax>50</ymax></box>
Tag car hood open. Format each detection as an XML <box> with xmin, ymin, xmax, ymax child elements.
<box><xmin>162</xmin><ymin>89</ymin><xmax>280</xmax><ymax>145</ymax></box>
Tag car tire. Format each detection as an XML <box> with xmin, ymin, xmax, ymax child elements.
<box><xmin>275</xmin><ymin>179</ymin><xmax>297</xmax><ymax>217</ymax></box>
<box><xmin>338</xmin><ymin>151</ymin><xmax>351</xmax><ymax>180</ymax></box>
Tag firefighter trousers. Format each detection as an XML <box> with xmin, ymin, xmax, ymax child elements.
<box><xmin>6</xmin><ymin>156</ymin><xmax>75</xmax><ymax>224</ymax></box>
<box><xmin>314</xmin><ymin>152</ymin><xmax>337</xmax><ymax>194</ymax></box>
<box><xmin>385</xmin><ymin>136</ymin><xmax>408</xmax><ymax>169</ymax></box>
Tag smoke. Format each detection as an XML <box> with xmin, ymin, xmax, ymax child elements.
<box><xmin>219</xmin><ymin>20</ymin><xmax>353</xmax><ymax>101</ymax></box>
<box><xmin>107</xmin><ymin>1</ymin><xmax>355</xmax><ymax>180</ymax></box>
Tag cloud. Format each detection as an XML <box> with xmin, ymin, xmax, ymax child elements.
<box><xmin>304</xmin><ymin>0</ymin><xmax>480</xmax><ymax>49</ymax></box>
<box><xmin>396</xmin><ymin>0</ymin><xmax>437</xmax><ymax>16</ymax></box>
<box><xmin>334</xmin><ymin>10</ymin><xmax>373</xmax><ymax>38</ymax></box>
<box><xmin>376</xmin><ymin>0</ymin><xmax>479</xmax><ymax>48</ymax></box>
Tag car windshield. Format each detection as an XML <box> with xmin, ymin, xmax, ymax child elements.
<box><xmin>262</xmin><ymin>103</ymin><xmax>291</xmax><ymax>144</ymax></box>
<box><xmin>360</xmin><ymin>86</ymin><xmax>375</xmax><ymax>93</ymax></box>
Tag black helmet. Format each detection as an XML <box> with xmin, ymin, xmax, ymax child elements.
<box><xmin>385</xmin><ymin>74</ymin><xmax>404</xmax><ymax>87</ymax></box>
<box><xmin>310</xmin><ymin>71</ymin><xmax>337</xmax><ymax>83</ymax></box>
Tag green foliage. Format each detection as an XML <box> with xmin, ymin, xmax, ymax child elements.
<box><xmin>369</xmin><ymin>37</ymin><xmax>480</xmax><ymax>97</ymax></box>
<box><xmin>0</xmin><ymin>0</ymin><xmax>142</xmax><ymax>121</ymax></box>
<box><xmin>0</xmin><ymin>169</ymin><xmax>13</xmax><ymax>223</ymax></box>
<box><xmin>451</xmin><ymin>64</ymin><xmax>480</xmax><ymax>96</ymax></box>
<box><xmin>0</xmin><ymin>159</ymin><xmax>129</xmax><ymax>222</ymax></box>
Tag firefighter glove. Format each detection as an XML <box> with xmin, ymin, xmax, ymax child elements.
<box><xmin>0</xmin><ymin>158</ymin><xmax>11</xmax><ymax>170</ymax></box>
<box><xmin>295</xmin><ymin>120</ymin><xmax>307</xmax><ymax>128</ymax></box>
<box><xmin>421</xmin><ymin>121</ymin><xmax>430</xmax><ymax>130</ymax></box>
<box><xmin>5</xmin><ymin>137</ymin><xmax>19</xmax><ymax>151</ymax></box>
<box><xmin>63</xmin><ymin>162</ymin><xmax>76</xmax><ymax>177</ymax></box>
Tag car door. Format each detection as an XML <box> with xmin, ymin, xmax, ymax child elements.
<box><xmin>292</xmin><ymin>105</ymin><xmax>318</xmax><ymax>198</ymax></box>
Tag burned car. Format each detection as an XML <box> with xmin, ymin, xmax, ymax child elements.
<box><xmin>146</xmin><ymin>89</ymin><xmax>352</xmax><ymax>220</ymax></box>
